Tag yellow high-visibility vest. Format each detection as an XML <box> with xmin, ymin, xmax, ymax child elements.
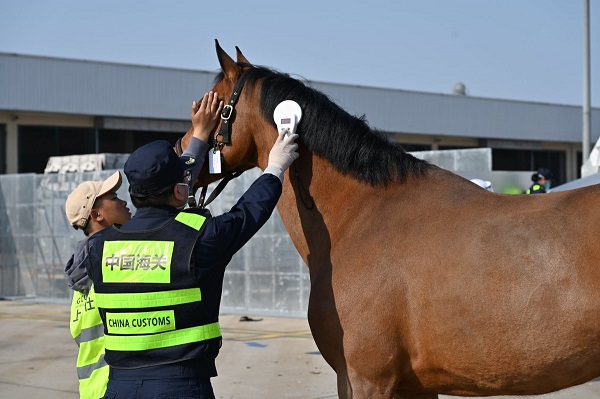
<box><xmin>69</xmin><ymin>285</ymin><xmax>109</xmax><ymax>399</ymax></box>
<box><xmin>91</xmin><ymin>212</ymin><xmax>221</xmax><ymax>367</ymax></box>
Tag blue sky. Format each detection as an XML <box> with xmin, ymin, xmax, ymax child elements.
<box><xmin>1</xmin><ymin>0</ymin><xmax>598</xmax><ymax>106</ymax></box>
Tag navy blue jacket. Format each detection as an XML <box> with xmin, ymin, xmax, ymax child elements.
<box><xmin>87</xmin><ymin>172</ymin><xmax>282</xmax><ymax>377</ymax></box>
<box><xmin>120</xmin><ymin>172</ymin><xmax>282</xmax><ymax>319</ymax></box>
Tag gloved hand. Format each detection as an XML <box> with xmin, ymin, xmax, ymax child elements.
<box><xmin>268</xmin><ymin>132</ymin><xmax>299</xmax><ymax>172</ymax></box>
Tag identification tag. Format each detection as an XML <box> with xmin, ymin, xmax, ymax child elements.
<box><xmin>209</xmin><ymin>150</ymin><xmax>222</xmax><ymax>174</ymax></box>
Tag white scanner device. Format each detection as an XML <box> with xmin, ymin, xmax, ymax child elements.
<box><xmin>273</xmin><ymin>100</ymin><xmax>302</xmax><ymax>137</ymax></box>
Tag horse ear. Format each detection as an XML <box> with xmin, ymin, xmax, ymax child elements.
<box><xmin>215</xmin><ymin>39</ymin><xmax>240</xmax><ymax>82</ymax></box>
<box><xmin>235</xmin><ymin>46</ymin><xmax>250</xmax><ymax>65</ymax></box>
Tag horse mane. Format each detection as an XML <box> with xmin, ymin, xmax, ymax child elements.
<box><xmin>215</xmin><ymin>66</ymin><xmax>431</xmax><ymax>186</ymax></box>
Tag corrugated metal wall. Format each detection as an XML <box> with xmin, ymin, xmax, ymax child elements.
<box><xmin>318</xmin><ymin>83</ymin><xmax>588</xmax><ymax>141</ymax></box>
<box><xmin>0</xmin><ymin>53</ymin><xmax>216</xmax><ymax>120</ymax></box>
<box><xmin>2</xmin><ymin>52</ymin><xmax>599</xmax><ymax>143</ymax></box>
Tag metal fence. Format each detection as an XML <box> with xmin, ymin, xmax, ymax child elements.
<box><xmin>0</xmin><ymin>148</ymin><xmax>534</xmax><ymax>317</ymax></box>
<box><xmin>0</xmin><ymin>169</ymin><xmax>309</xmax><ymax>317</ymax></box>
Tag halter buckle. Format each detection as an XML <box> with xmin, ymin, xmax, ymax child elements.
<box><xmin>221</xmin><ymin>105</ymin><xmax>233</xmax><ymax>120</ymax></box>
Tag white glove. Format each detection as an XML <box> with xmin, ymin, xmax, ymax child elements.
<box><xmin>268</xmin><ymin>132</ymin><xmax>299</xmax><ymax>173</ymax></box>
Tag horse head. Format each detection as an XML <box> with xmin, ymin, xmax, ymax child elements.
<box><xmin>189</xmin><ymin>41</ymin><xmax>275</xmax><ymax>189</ymax></box>
<box><xmin>187</xmin><ymin>40</ymin><xmax>430</xmax><ymax>203</ymax></box>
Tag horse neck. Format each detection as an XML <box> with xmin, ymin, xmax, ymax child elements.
<box><xmin>276</xmin><ymin>150</ymin><xmax>371</xmax><ymax>265</ymax></box>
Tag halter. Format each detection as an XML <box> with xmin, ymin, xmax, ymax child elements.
<box><xmin>216</xmin><ymin>69</ymin><xmax>252</xmax><ymax>146</ymax></box>
<box><xmin>175</xmin><ymin>69</ymin><xmax>252</xmax><ymax>209</ymax></box>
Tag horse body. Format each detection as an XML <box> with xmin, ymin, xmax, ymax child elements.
<box><xmin>284</xmin><ymin>155</ymin><xmax>600</xmax><ymax>397</ymax></box>
<box><xmin>186</xmin><ymin>41</ymin><xmax>600</xmax><ymax>398</ymax></box>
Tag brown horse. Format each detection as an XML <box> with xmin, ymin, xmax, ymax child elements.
<box><xmin>179</xmin><ymin>41</ymin><xmax>600</xmax><ymax>399</ymax></box>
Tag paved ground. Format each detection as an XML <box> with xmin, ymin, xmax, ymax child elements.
<box><xmin>0</xmin><ymin>299</ymin><xmax>598</xmax><ymax>399</ymax></box>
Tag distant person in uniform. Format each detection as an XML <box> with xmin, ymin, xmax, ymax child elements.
<box><xmin>527</xmin><ymin>167</ymin><xmax>554</xmax><ymax>194</ymax></box>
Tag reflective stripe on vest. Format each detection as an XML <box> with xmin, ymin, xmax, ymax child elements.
<box><xmin>175</xmin><ymin>212</ymin><xmax>206</xmax><ymax>230</ymax></box>
<box><xmin>78</xmin><ymin>353</ymin><xmax>108</xmax><ymax>379</ymax></box>
<box><xmin>104</xmin><ymin>322</ymin><xmax>221</xmax><ymax>351</ymax></box>
<box><xmin>527</xmin><ymin>184</ymin><xmax>542</xmax><ymax>194</ymax></box>
<box><xmin>78</xmin><ymin>364</ymin><xmax>109</xmax><ymax>399</ymax></box>
<box><xmin>74</xmin><ymin>323</ymin><xmax>104</xmax><ymax>346</ymax></box>
<box><xmin>95</xmin><ymin>287</ymin><xmax>201</xmax><ymax>308</ymax></box>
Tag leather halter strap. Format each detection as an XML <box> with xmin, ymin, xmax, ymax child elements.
<box><xmin>197</xmin><ymin>170</ymin><xmax>244</xmax><ymax>209</ymax></box>
<box><xmin>193</xmin><ymin>69</ymin><xmax>250</xmax><ymax>208</ymax></box>
<box><xmin>216</xmin><ymin>70</ymin><xmax>251</xmax><ymax>145</ymax></box>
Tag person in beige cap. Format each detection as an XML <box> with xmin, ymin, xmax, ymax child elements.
<box><xmin>64</xmin><ymin>170</ymin><xmax>131</xmax><ymax>399</ymax></box>
<box><xmin>65</xmin><ymin>171</ymin><xmax>131</xmax><ymax>235</ymax></box>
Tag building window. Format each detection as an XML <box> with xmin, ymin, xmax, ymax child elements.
<box><xmin>18</xmin><ymin>126</ymin><xmax>96</xmax><ymax>173</ymax></box>
<box><xmin>98</xmin><ymin>129</ymin><xmax>180</xmax><ymax>154</ymax></box>
<box><xmin>400</xmin><ymin>143</ymin><xmax>431</xmax><ymax>152</ymax></box>
<box><xmin>17</xmin><ymin>125</ymin><xmax>185</xmax><ymax>174</ymax></box>
<box><xmin>438</xmin><ymin>145</ymin><xmax>475</xmax><ymax>151</ymax></box>
<box><xmin>492</xmin><ymin>149</ymin><xmax>566</xmax><ymax>185</ymax></box>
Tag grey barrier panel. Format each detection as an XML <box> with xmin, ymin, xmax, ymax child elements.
<box><xmin>411</xmin><ymin>148</ymin><xmax>534</xmax><ymax>194</ymax></box>
<box><xmin>0</xmin><ymin>170</ymin><xmax>310</xmax><ymax>317</ymax></box>
<box><xmin>411</xmin><ymin>148</ymin><xmax>492</xmax><ymax>171</ymax></box>
<box><xmin>0</xmin><ymin>173</ymin><xmax>29</xmax><ymax>297</ymax></box>
<box><xmin>199</xmin><ymin>168</ymin><xmax>310</xmax><ymax>316</ymax></box>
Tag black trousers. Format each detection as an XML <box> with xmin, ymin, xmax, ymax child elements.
<box><xmin>103</xmin><ymin>365</ymin><xmax>215</xmax><ymax>399</ymax></box>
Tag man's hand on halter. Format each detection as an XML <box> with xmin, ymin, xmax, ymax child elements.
<box><xmin>191</xmin><ymin>92</ymin><xmax>223</xmax><ymax>143</ymax></box>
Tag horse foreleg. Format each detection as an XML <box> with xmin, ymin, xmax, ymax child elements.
<box><xmin>339</xmin><ymin>372</ymin><xmax>440</xmax><ymax>399</ymax></box>
<box><xmin>335</xmin><ymin>367</ymin><xmax>398</xmax><ymax>399</ymax></box>
<box><xmin>335</xmin><ymin>371</ymin><xmax>352</xmax><ymax>399</ymax></box>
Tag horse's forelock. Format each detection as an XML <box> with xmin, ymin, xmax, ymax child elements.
<box><xmin>213</xmin><ymin>72</ymin><xmax>224</xmax><ymax>86</ymax></box>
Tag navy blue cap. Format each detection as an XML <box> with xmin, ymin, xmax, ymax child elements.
<box><xmin>537</xmin><ymin>167</ymin><xmax>554</xmax><ymax>180</ymax></box>
<box><xmin>124</xmin><ymin>140</ymin><xmax>198</xmax><ymax>198</ymax></box>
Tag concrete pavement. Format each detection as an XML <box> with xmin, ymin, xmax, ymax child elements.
<box><xmin>0</xmin><ymin>299</ymin><xmax>597</xmax><ymax>399</ymax></box>
<box><xmin>0</xmin><ymin>299</ymin><xmax>337</xmax><ymax>399</ymax></box>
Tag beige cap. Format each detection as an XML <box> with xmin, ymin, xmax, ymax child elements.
<box><xmin>65</xmin><ymin>171</ymin><xmax>123</xmax><ymax>229</ymax></box>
